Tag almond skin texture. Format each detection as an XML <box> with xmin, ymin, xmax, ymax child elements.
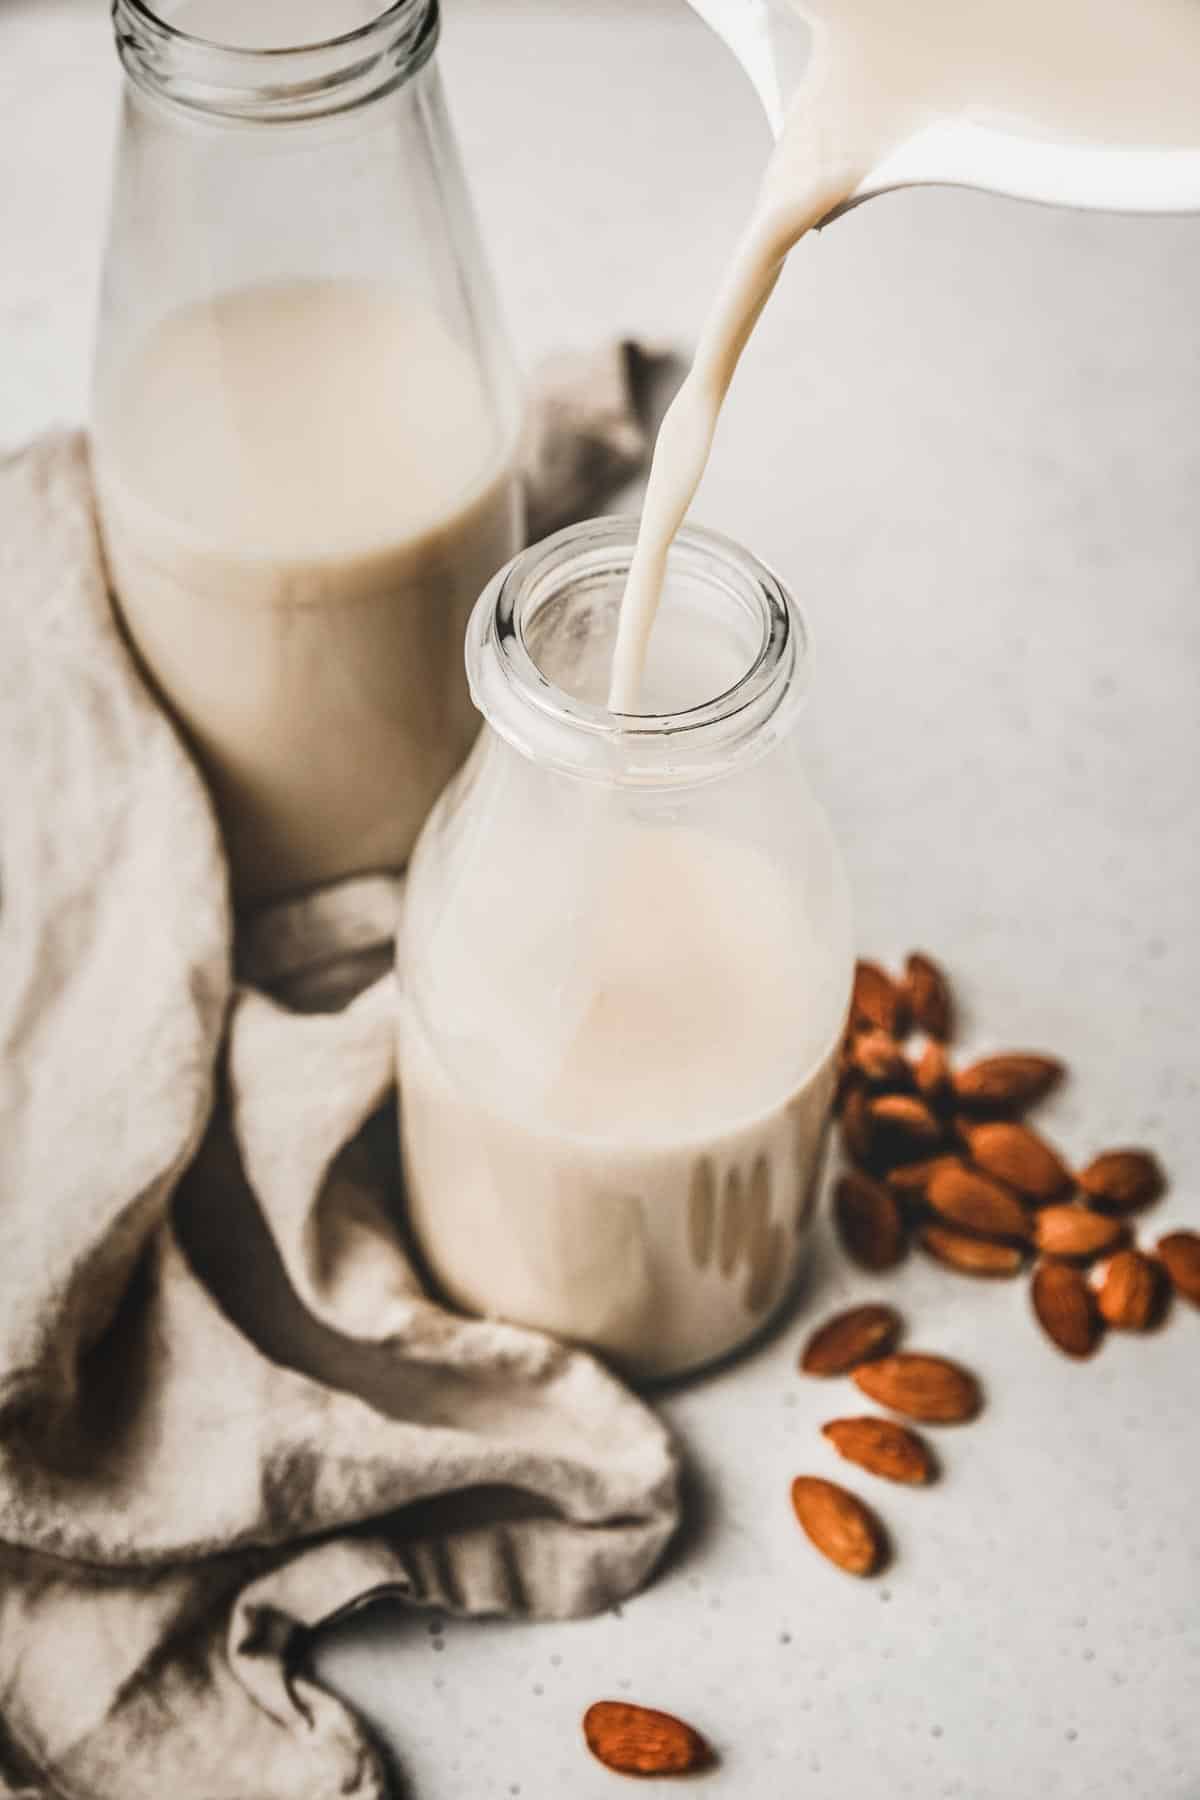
<box><xmin>921</xmin><ymin>1224</ymin><xmax>1024</xmax><ymax>1277</ymax></box>
<box><xmin>852</xmin><ymin>1353</ymin><xmax>982</xmax><ymax>1424</ymax></box>
<box><xmin>1077</xmin><ymin>1149</ymin><xmax>1165</xmax><ymax>1214</ymax></box>
<box><xmin>834</xmin><ymin>1172</ymin><xmax>906</xmax><ymax>1271</ymax></box>
<box><xmin>914</xmin><ymin>1040</ymin><xmax>953</xmax><ymax>1106</ymax></box>
<box><xmin>953</xmin><ymin>1053</ymin><xmax>1064</xmax><ymax>1113</ymax></box>
<box><xmin>822</xmin><ymin>1416</ymin><xmax>935</xmax><ymax>1485</ymax></box>
<box><xmin>926</xmin><ymin>1163</ymin><xmax>1032</xmax><ymax>1243</ymax></box>
<box><xmin>851</xmin><ymin>960</ymin><xmax>908</xmax><ymax>1038</ymax></box>
<box><xmin>1095</xmin><ymin>1249</ymin><xmax>1164</xmax><ymax>1330</ymax></box>
<box><xmin>849</xmin><ymin>1028</ymin><xmax>910</xmax><ymax>1087</ymax></box>
<box><xmin>1034</xmin><ymin>1205</ymin><xmax>1127</xmax><ymax>1262</ymax></box>
<box><xmin>903</xmin><ymin>952</ymin><xmax>953</xmax><ymax>1040</ymax></box>
<box><xmin>1032</xmin><ymin>1260</ymin><xmax>1102</xmax><ymax>1359</ymax></box>
<box><xmin>868</xmin><ymin>1093</ymin><xmax>944</xmax><ymax>1150</ymax></box>
<box><xmin>790</xmin><ymin>1476</ymin><xmax>886</xmax><ymax>1575</ymax></box>
<box><xmin>962</xmin><ymin>1122</ymin><xmax>1073</xmax><ymax>1204</ymax></box>
<box><xmin>583</xmin><ymin>1702</ymin><xmax>712</xmax><ymax>1777</ymax></box>
<box><xmin>1157</xmin><ymin>1231</ymin><xmax>1200</xmax><ymax>1307</ymax></box>
<box><xmin>800</xmin><ymin>1303</ymin><xmax>903</xmax><ymax>1376</ymax></box>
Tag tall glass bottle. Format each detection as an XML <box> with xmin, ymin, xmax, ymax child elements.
<box><xmin>92</xmin><ymin>0</ymin><xmax>523</xmax><ymax>904</ymax></box>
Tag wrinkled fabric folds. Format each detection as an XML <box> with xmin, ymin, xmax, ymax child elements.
<box><xmin>0</xmin><ymin>349</ymin><xmax>680</xmax><ymax>1800</ymax></box>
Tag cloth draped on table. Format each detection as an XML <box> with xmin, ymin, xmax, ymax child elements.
<box><xmin>0</xmin><ymin>344</ymin><xmax>683</xmax><ymax>1800</ymax></box>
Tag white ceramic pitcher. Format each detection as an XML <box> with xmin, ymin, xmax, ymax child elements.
<box><xmin>688</xmin><ymin>0</ymin><xmax>1200</xmax><ymax>215</ymax></box>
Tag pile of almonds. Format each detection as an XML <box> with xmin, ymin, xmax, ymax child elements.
<box><xmin>835</xmin><ymin>953</ymin><xmax>1200</xmax><ymax>1356</ymax></box>
<box><xmin>581</xmin><ymin>951</ymin><xmax>1200</xmax><ymax>1776</ymax></box>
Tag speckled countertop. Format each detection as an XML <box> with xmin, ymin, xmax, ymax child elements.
<box><xmin>4</xmin><ymin>1</ymin><xmax>1199</xmax><ymax>1795</ymax></box>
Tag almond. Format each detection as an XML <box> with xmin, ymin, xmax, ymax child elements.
<box><xmin>852</xmin><ymin>1352</ymin><xmax>981</xmax><ymax>1424</ymax></box>
<box><xmin>851</xmin><ymin>959</ymin><xmax>908</xmax><ymax>1037</ymax></box>
<box><xmin>886</xmin><ymin>1154</ymin><xmax>963</xmax><ymax>1200</ymax></box>
<box><xmin>849</xmin><ymin>1028</ymin><xmax>910</xmax><ymax>1087</ymax></box>
<box><xmin>833</xmin><ymin>1172</ymin><xmax>906</xmax><ymax>1271</ymax></box>
<box><xmin>953</xmin><ymin>1053</ymin><xmax>1064</xmax><ymax>1114</ymax></box>
<box><xmin>903</xmin><ymin>951</ymin><xmax>953</xmax><ymax>1040</ymax></box>
<box><xmin>962</xmin><ymin>1121</ymin><xmax>1073</xmax><ymax>1204</ymax></box>
<box><xmin>583</xmin><ymin>1702</ymin><xmax>712</xmax><ymax>1777</ymax></box>
<box><xmin>1157</xmin><ymin>1230</ymin><xmax>1200</xmax><ymax>1307</ymax></box>
<box><xmin>1031</xmin><ymin>1260</ymin><xmax>1102</xmax><ymax>1359</ymax></box>
<box><xmin>1033</xmin><ymin>1205</ymin><xmax>1127</xmax><ymax>1262</ymax></box>
<box><xmin>914</xmin><ymin>1039</ymin><xmax>953</xmax><ymax>1106</ymax></box>
<box><xmin>840</xmin><ymin>1086</ymin><xmax>877</xmax><ymax>1167</ymax></box>
<box><xmin>822</xmin><ymin>1416</ymin><xmax>935</xmax><ymax>1485</ymax></box>
<box><xmin>1095</xmin><ymin>1248</ymin><xmax>1164</xmax><ymax>1330</ymax></box>
<box><xmin>921</xmin><ymin>1223</ymin><xmax>1024</xmax><ymax>1277</ymax></box>
<box><xmin>800</xmin><ymin>1303</ymin><xmax>903</xmax><ymax>1376</ymax></box>
<box><xmin>925</xmin><ymin>1162</ymin><xmax>1032</xmax><ymax>1243</ymax></box>
<box><xmin>790</xmin><ymin>1475</ymin><xmax>886</xmax><ymax>1575</ymax></box>
<box><xmin>1077</xmin><ymin>1149</ymin><xmax>1165</xmax><ymax>1214</ymax></box>
<box><xmin>868</xmin><ymin>1092</ymin><xmax>944</xmax><ymax>1151</ymax></box>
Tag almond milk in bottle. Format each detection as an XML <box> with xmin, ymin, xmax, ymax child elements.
<box><xmin>399</xmin><ymin>521</ymin><xmax>853</xmax><ymax>1381</ymax></box>
<box><xmin>92</xmin><ymin>0</ymin><xmax>522</xmax><ymax>904</ymax></box>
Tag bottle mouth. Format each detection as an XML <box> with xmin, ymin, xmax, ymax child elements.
<box><xmin>467</xmin><ymin>517</ymin><xmax>807</xmax><ymax>787</ymax></box>
<box><xmin>112</xmin><ymin>0</ymin><xmax>439</xmax><ymax>120</ymax></box>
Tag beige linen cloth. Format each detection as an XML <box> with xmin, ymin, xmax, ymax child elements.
<box><xmin>0</xmin><ymin>346</ymin><xmax>682</xmax><ymax>1800</ymax></box>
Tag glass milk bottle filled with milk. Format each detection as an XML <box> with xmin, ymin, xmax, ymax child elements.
<box><xmin>92</xmin><ymin>0</ymin><xmax>522</xmax><ymax>906</ymax></box>
<box><xmin>399</xmin><ymin>519</ymin><xmax>853</xmax><ymax>1382</ymax></box>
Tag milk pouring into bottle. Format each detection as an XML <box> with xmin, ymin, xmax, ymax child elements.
<box><xmin>401</xmin><ymin>0</ymin><xmax>1200</xmax><ymax>1379</ymax></box>
<box><xmin>399</xmin><ymin>522</ymin><xmax>853</xmax><ymax>1382</ymax></box>
<box><xmin>610</xmin><ymin>0</ymin><xmax>1200</xmax><ymax>707</ymax></box>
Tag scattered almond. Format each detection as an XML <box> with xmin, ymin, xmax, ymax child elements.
<box><xmin>1032</xmin><ymin>1260</ymin><xmax>1102</xmax><ymax>1359</ymax></box>
<box><xmin>903</xmin><ymin>951</ymin><xmax>953</xmax><ymax>1040</ymax></box>
<box><xmin>583</xmin><ymin>1702</ymin><xmax>712</xmax><ymax>1777</ymax></box>
<box><xmin>914</xmin><ymin>1040</ymin><xmax>953</xmax><ymax>1106</ymax></box>
<box><xmin>851</xmin><ymin>959</ymin><xmax>908</xmax><ymax>1037</ymax></box>
<box><xmin>800</xmin><ymin>1303</ymin><xmax>903</xmax><ymax>1376</ymax></box>
<box><xmin>962</xmin><ymin>1121</ymin><xmax>1072</xmax><ymax>1204</ymax></box>
<box><xmin>1033</xmin><ymin>1205</ymin><xmax>1127</xmax><ymax>1262</ymax></box>
<box><xmin>926</xmin><ymin>1162</ymin><xmax>1032</xmax><ymax>1243</ymax></box>
<box><xmin>1077</xmin><ymin>1149</ymin><xmax>1164</xmax><ymax>1214</ymax></box>
<box><xmin>852</xmin><ymin>1352</ymin><xmax>981</xmax><ymax>1424</ymax></box>
<box><xmin>1095</xmin><ymin>1249</ymin><xmax>1164</xmax><ymax>1330</ymax></box>
<box><xmin>868</xmin><ymin>1092</ymin><xmax>943</xmax><ymax>1150</ymax></box>
<box><xmin>822</xmin><ymin>1416</ymin><xmax>935</xmax><ymax>1485</ymax></box>
<box><xmin>921</xmin><ymin>1224</ymin><xmax>1024</xmax><ymax>1278</ymax></box>
<box><xmin>1157</xmin><ymin>1231</ymin><xmax>1200</xmax><ymax>1307</ymax></box>
<box><xmin>790</xmin><ymin>1476</ymin><xmax>886</xmax><ymax>1575</ymax></box>
<box><xmin>833</xmin><ymin>1172</ymin><xmax>906</xmax><ymax>1271</ymax></box>
<box><xmin>953</xmin><ymin>1053</ymin><xmax>1064</xmax><ymax>1114</ymax></box>
<box><xmin>850</xmin><ymin>1028</ymin><xmax>910</xmax><ymax>1086</ymax></box>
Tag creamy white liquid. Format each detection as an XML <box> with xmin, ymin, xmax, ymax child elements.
<box><xmin>93</xmin><ymin>280</ymin><xmax>520</xmax><ymax>904</ymax></box>
<box><xmin>607</xmin><ymin>0</ymin><xmax>1200</xmax><ymax>709</ymax></box>
<box><xmin>401</xmin><ymin>822</ymin><xmax>841</xmax><ymax>1381</ymax></box>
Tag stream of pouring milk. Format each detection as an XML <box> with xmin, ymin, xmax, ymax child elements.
<box><xmin>607</xmin><ymin>0</ymin><xmax>1200</xmax><ymax>711</ymax></box>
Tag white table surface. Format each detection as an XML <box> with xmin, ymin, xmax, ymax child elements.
<box><xmin>4</xmin><ymin>3</ymin><xmax>1199</xmax><ymax>1796</ymax></box>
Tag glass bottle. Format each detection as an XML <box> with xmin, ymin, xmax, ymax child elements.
<box><xmin>92</xmin><ymin>0</ymin><xmax>523</xmax><ymax>906</ymax></box>
<box><xmin>398</xmin><ymin>519</ymin><xmax>854</xmax><ymax>1383</ymax></box>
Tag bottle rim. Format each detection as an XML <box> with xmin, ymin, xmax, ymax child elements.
<box><xmin>467</xmin><ymin>516</ymin><xmax>809</xmax><ymax>788</ymax></box>
<box><xmin>111</xmin><ymin>0</ymin><xmax>439</xmax><ymax>120</ymax></box>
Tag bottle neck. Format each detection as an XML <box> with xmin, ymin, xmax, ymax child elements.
<box><xmin>467</xmin><ymin>518</ymin><xmax>807</xmax><ymax>791</ymax></box>
<box><xmin>111</xmin><ymin>0</ymin><xmax>439</xmax><ymax>122</ymax></box>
